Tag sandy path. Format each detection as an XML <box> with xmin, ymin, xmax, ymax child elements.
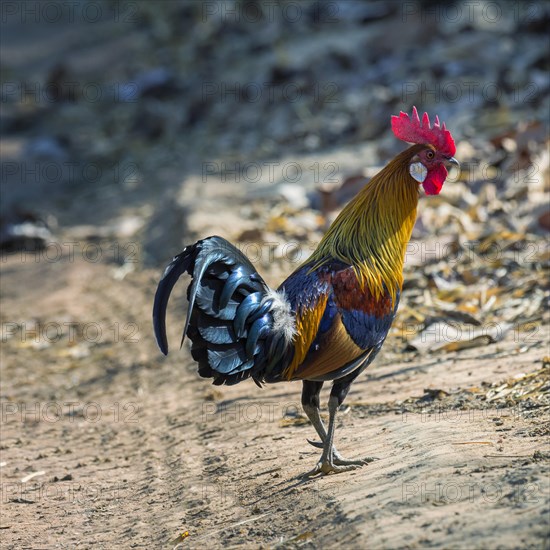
<box><xmin>1</xmin><ymin>255</ymin><xmax>548</xmax><ymax>549</ymax></box>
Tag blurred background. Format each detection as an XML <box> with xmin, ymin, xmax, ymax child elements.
<box><xmin>2</xmin><ymin>0</ymin><xmax>548</xmax><ymax>351</ymax></box>
<box><xmin>1</xmin><ymin>1</ymin><xmax>549</xmax><ymax>546</ymax></box>
<box><xmin>2</xmin><ymin>0</ymin><xmax>548</xmax><ymax>265</ymax></box>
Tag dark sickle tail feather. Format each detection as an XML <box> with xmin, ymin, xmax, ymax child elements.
<box><xmin>152</xmin><ymin>236</ymin><xmax>293</xmax><ymax>386</ymax></box>
<box><xmin>152</xmin><ymin>244</ymin><xmax>197</xmax><ymax>355</ymax></box>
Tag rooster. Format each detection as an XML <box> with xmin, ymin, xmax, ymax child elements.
<box><xmin>153</xmin><ymin>107</ymin><xmax>458</xmax><ymax>476</ymax></box>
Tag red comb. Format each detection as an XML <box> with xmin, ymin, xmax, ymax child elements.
<box><xmin>391</xmin><ymin>106</ymin><xmax>456</xmax><ymax>157</ymax></box>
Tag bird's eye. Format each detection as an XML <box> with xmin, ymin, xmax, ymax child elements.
<box><xmin>426</xmin><ymin>150</ymin><xmax>435</xmax><ymax>160</ymax></box>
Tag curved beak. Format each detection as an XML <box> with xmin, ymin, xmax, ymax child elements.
<box><xmin>445</xmin><ymin>156</ymin><xmax>459</xmax><ymax>168</ymax></box>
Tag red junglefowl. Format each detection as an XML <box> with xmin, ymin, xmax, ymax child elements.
<box><xmin>153</xmin><ymin>107</ymin><xmax>458</xmax><ymax>476</ymax></box>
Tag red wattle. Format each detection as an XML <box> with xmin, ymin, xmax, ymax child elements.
<box><xmin>422</xmin><ymin>164</ymin><xmax>448</xmax><ymax>195</ymax></box>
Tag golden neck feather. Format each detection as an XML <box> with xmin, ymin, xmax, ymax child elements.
<box><xmin>309</xmin><ymin>145</ymin><xmax>424</xmax><ymax>302</ymax></box>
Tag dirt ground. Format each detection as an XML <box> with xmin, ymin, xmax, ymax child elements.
<box><xmin>1</xmin><ymin>1</ymin><xmax>549</xmax><ymax>548</ymax></box>
<box><xmin>0</xmin><ymin>243</ymin><xmax>548</xmax><ymax>549</ymax></box>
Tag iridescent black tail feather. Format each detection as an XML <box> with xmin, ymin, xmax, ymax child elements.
<box><xmin>153</xmin><ymin>236</ymin><xmax>293</xmax><ymax>386</ymax></box>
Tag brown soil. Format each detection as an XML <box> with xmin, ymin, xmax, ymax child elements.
<box><xmin>1</xmin><ymin>2</ymin><xmax>549</xmax><ymax>548</ymax></box>
<box><xmin>1</xmin><ymin>253</ymin><xmax>548</xmax><ymax>549</ymax></box>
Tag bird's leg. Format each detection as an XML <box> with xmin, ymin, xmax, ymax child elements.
<box><xmin>303</xmin><ymin>396</ymin><xmax>359</xmax><ymax>476</ymax></box>
<box><xmin>302</xmin><ymin>380</ymin><xmax>350</xmax><ymax>473</ymax></box>
<box><xmin>303</xmin><ymin>403</ymin><xmax>327</xmax><ymax>443</ymax></box>
<box><xmin>301</xmin><ymin>380</ymin><xmax>356</xmax><ymax>463</ymax></box>
<box><xmin>302</xmin><ymin>377</ymin><xmax>378</xmax><ymax>477</ymax></box>
<box><xmin>301</xmin><ymin>380</ymin><xmax>326</xmax><ymax>442</ymax></box>
<box><xmin>303</xmin><ymin>402</ymin><xmax>362</xmax><ymax>465</ymax></box>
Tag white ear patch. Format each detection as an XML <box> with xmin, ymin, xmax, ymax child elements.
<box><xmin>409</xmin><ymin>162</ymin><xmax>427</xmax><ymax>183</ymax></box>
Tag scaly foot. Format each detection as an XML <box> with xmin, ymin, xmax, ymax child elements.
<box><xmin>307</xmin><ymin>439</ymin><xmax>379</xmax><ymax>467</ymax></box>
<box><xmin>301</xmin><ymin>459</ymin><xmax>360</xmax><ymax>478</ymax></box>
<box><xmin>332</xmin><ymin>453</ymin><xmax>378</xmax><ymax>466</ymax></box>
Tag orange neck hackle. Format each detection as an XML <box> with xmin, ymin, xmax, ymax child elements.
<box><xmin>308</xmin><ymin>144</ymin><xmax>425</xmax><ymax>303</ymax></box>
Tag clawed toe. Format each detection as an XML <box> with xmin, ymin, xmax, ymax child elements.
<box><xmin>300</xmin><ymin>394</ymin><xmax>379</xmax><ymax>478</ymax></box>
<box><xmin>333</xmin><ymin>454</ymin><xmax>379</xmax><ymax>466</ymax></box>
<box><xmin>301</xmin><ymin>460</ymin><xmax>360</xmax><ymax>478</ymax></box>
<box><xmin>301</xmin><ymin>452</ymin><xmax>376</xmax><ymax>477</ymax></box>
<box><xmin>299</xmin><ymin>446</ymin><xmax>379</xmax><ymax>477</ymax></box>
